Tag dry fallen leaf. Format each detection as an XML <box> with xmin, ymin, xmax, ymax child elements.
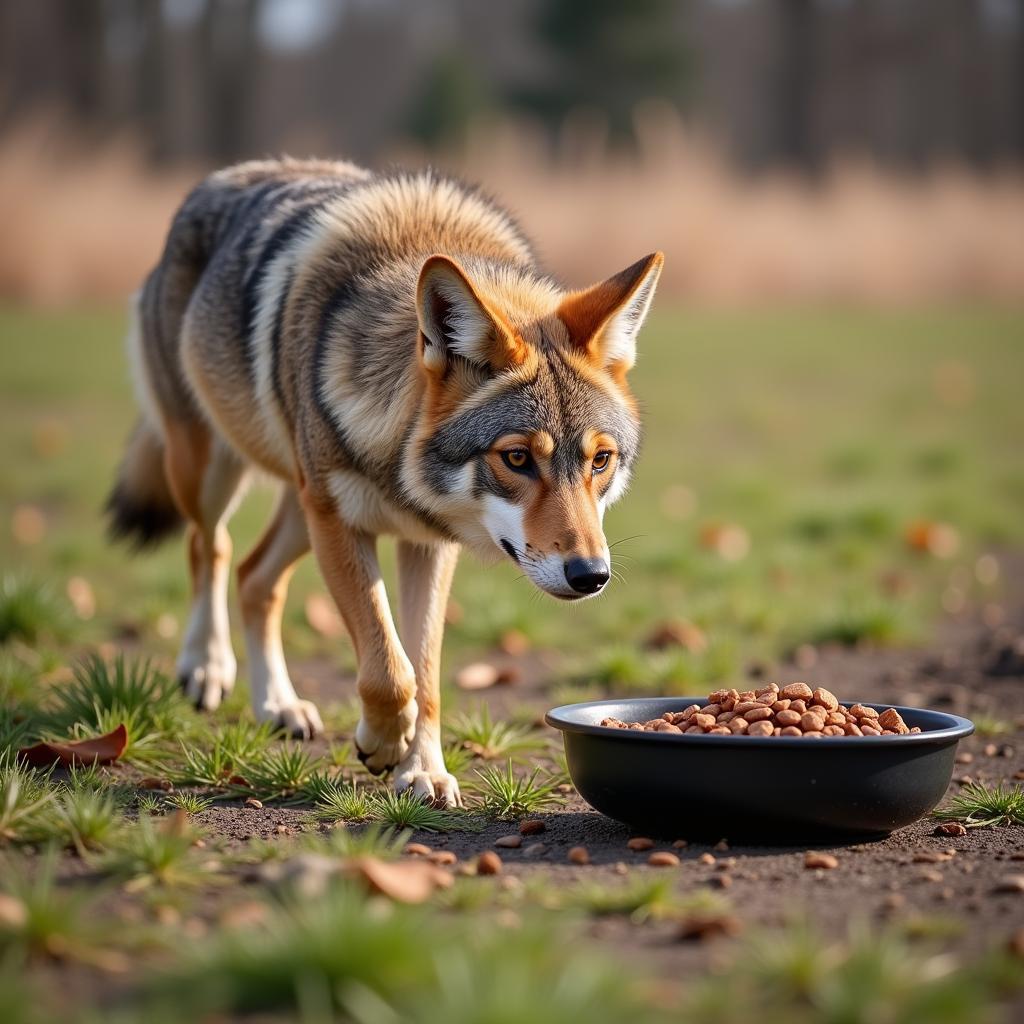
<box><xmin>905</xmin><ymin>520</ymin><xmax>959</xmax><ymax>558</ymax></box>
<box><xmin>645</xmin><ymin>619</ymin><xmax>708</xmax><ymax>653</ymax></box>
<box><xmin>11</xmin><ymin>504</ymin><xmax>46</xmax><ymax>546</ymax></box>
<box><xmin>699</xmin><ymin>522</ymin><xmax>750</xmax><ymax>562</ymax></box>
<box><xmin>18</xmin><ymin>723</ymin><xmax>128</xmax><ymax>767</ymax></box>
<box><xmin>304</xmin><ymin>593</ymin><xmax>346</xmax><ymax>639</ymax></box>
<box><xmin>66</xmin><ymin>576</ymin><xmax>96</xmax><ymax>620</ymax></box>
<box><xmin>343</xmin><ymin>856</ymin><xmax>453</xmax><ymax>903</ymax></box>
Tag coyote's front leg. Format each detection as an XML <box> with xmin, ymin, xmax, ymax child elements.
<box><xmin>303</xmin><ymin>490</ymin><xmax>417</xmax><ymax>773</ymax></box>
<box><xmin>392</xmin><ymin>540</ymin><xmax>461</xmax><ymax>807</ymax></box>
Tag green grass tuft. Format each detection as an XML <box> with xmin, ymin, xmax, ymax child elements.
<box><xmin>445</xmin><ymin>703</ymin><xmax>542</xmax><ymax>761</ymax></box>
<box><xmin>470</xmin><ymin>760</ymin><xmax>562</xmax><ymax>819</ymax></box>
<box><xmin>0</xmin><ymin>575</ymin><xmax>71</xmax><ymax>647</ymax></box>
<box><xmin>933</xmin><ymin>781</ymin><xmax>1024</xmax><ymax>828</ymax></box>
<box><xmin>45</xmin><ymin>654</ymin><xmax>190</xmax><ymax>762</ymax></box>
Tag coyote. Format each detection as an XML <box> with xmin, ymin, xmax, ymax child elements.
<box><xmin>108</xmin><ymin>158</ymin><xmax>662</xmax><ymax>805</ymax></box>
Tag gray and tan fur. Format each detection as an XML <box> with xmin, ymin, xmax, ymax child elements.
<box><xmin>109</xmin><ymin>156</ymin><xmax>663</xmax><ymax>804</ymax></box>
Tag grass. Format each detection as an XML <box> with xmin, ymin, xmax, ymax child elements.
<box><xmin>52</xmin><ymin>787</ymin><xmax>122</xmax><ymax>853</ymax></box>
<box><xmin>470</xmin><ymin>760</ymin><xmax>563</xmax><ymax>819</ymax></box>
<box><xmin>0</xmin><ymin>753</ymin><xmax>55</xmax><ymax>844</ymax></box>
<box><xmin>971</xmin><ymin>714</ymin><xmax>1012</xmax><ymax>739</ymax></box>
<box><xmin>164</xmin><ymin>791</ymin><xmax>213</xmax><ymax>816</ymax></box>
<box><xmin>445</xmin><ymin>703</ymin><xmax>542</xmax><ymax>760</ymax></box>
<box><xmin>102</xmin><ymin>810</ymin><xmax>206</xmax><ymax>888</ymax></box>
<box><xmin>0</xmin><ymin>575</ymin><xmax>70</xmax><ymax>647</ymax></box>
<box><xmin>235</xmin><ymin>743</ymin><xmax>321</xmax><ymax>800</ymax></box>
<box><xmin>44</xmin><ymin>654</ymin><xmax>190</xmax><ymax>763</ymax></box>
<box><xmin>933</xmin><ymin>782</ymin><xmax>1024</xmax><ymax>828</ymax></box>
<box><xmin>307</xmin><ymin>778</ymin><xmax>374</xmax><ymax>823</ymax></box>
<box><xmin>1</xmin><ymin>304</ymin><xmax>1024</xmax><ymax>1018</ymax></box>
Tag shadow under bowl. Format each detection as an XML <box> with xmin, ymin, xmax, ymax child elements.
<box><xmin>545</xmin><ymin>697</ymin><xmax>974</xmax><ymax>843</ymax></box>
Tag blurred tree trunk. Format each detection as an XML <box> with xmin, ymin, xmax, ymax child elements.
<box><xmin>135</xmin><ymin>0</ymin><xmax>168</xmax><ymax>163</ymax></box>
<box><xmin>775</xmin><ymin>0</ymin><xmax>819</xmax><ymax>175</ymax></box>
<box><xmin>199</xmin><ymin>0</ymin><xmax>260</xmax><ymax>165</ymax></box>
<box><xmin>58</xmin><ymin>0</ymin><xmax>104</xmax><ymax>123</ymax></box>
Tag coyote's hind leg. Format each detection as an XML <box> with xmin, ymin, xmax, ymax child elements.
<box><xmin>164</xmin><ymin>421</ymin><xmax>246</xmax><ymax>711</ymax></box>
<box><xmin>238</xmin><ymin>487</ymin><xmax>322</xmax><ymax>739</ymax></box>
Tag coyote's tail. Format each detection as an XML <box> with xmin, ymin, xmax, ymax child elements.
<box><xmin>105</xmin><ymin>419</ymin><xmax>183</xmax><ymax>550</ymax></box>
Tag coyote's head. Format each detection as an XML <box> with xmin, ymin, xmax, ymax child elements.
<box><xmin>405</xmin><ymin>251</ymin><xmax>663</xmax><ymax>600</ymax></box>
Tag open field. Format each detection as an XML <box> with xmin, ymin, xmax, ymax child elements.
<box><xmin>2</xmin><ymin>303</ymin><xmax>1024</xmax><ymax>1020</ymax></box>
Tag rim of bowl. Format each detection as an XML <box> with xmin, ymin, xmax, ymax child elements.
<box><xmin>545</xmin><ymin>698</ymin><xmax>974</xmax><ymax>746</ymax></box>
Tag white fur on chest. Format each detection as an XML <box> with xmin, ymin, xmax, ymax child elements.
<box><xmin>327</xmin><ymin>469</ymin><xmax>442</xmax><ymax>544</ymax></box>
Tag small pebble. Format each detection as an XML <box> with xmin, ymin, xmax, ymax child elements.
<box><xmin>519</xmin><ymin>819</ymin><xmax>546</xmax><ymax>836</ymax></box>
<box><xmin>713</xmin><ymin>839</ymin><xmax>729</xmax><ymax>852</ymax></box>
<box><xmin>477</xmin><ymin>851</ymin><xmax>503</xmax><ymax>876</ymax></box>
<box><xmin>627</xmin><ymin>837</ymin><xmax>655</xmax><ymax>852</ymax></box>
<box><xmin>672</xmin><ymin>839</ymin><xmax>689</xmax><ymax>849</ymax></box>
<box><xmin>244</xmin><ymin>797</ymin><xmax>263</xmax><ymax>809</ymax></box>
<box><xmin>698</xmin><ymin>853</ymin><xmax>716</xmax><ymax>866</ymax></box>
<box><xmin>405</xmin><ymin>843</ymin><xmax>433</xmax><ymax>857</ymax></box>
<box><xmin>992</xmin><ymin>875</ymin><xmax>1024</xmax><ymax>894</ymax></box>
<box><xmin>933</xmin><ymin>822</ymin><xmax>968</xmax><ymax>837</ymax></box>
<box><xmin>430</xmin><ymin>851</ymin><xmax>457</xmax><ymax>866</ymax></box>
<box><xmin>568</xmin><ymin>846</ymin><xmax>590</xmax><ymax>865</ymax></box>
<box><xmin>805</xmin><ymin>851</ymin><xmax>838</xmax><ymax>870</ymax></box>
<box><xmin>495</xmin><ymin>835</ymin><xmax>522</xmax><ymax>849</ymax></box>
<box><xmin>708</xmin><ymin>874</ymin><xmax>732</xmax><ymax>889</ymax></box>
<box><xmin>648</xmin><ymin>851</ymin><xmax>679</xmax><ymax>868</ymax></box>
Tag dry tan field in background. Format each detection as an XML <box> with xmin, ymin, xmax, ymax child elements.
<box><xmin>2</xmin><ymin>111</ymin><xmax>1023</xmax><ymax>307</ymax></box>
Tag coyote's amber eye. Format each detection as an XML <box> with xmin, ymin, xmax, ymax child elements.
<box><xmin>592</xmin><ymin>451</ymin><xmax>612</xmax><ymax>473</ymax></box>
<box><xmin>502</xmin><ymin>449</ymin><xmax>532</xmax><ymax>473</ymax></box>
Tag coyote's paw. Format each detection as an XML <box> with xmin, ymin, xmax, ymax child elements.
<box><xmin>177</xmin><ymin>650</ymin><xmax>236</xmax><ymax>712</ymax></box>
<box><xmin>355</xmin><ymin>698</ymin><xmax>418</xmax><ymax>774</ymax></box>
<box><xmin>257</xmin><ymin>699</ymin><xmax>324</xmax><ymax>740</ymax></box>
<box><xmin>394</xmin><ymin>744</ymin><xmax>462</xmax><ymax>808</ymax></box>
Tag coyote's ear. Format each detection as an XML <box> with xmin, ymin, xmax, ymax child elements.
<box><xmin>557</xmin><ymin>252</ymin><xmax>664</xmax><ymax>371</ymax></box>
<box><xmin>416</xmin><ymin>255</ymin><xmax>525</xmax><ymax>373</ymax></box>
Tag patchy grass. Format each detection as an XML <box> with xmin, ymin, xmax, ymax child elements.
<box><xmin>0</xmin><ymin>575</ymin><xmax>71</xmax><ymax>647</ymax></box>
<box><xmin>934</xmin><ymin>782</ymin><xmax>1024</xmax><ymax>828</ymax></box>
<box><xmin>471</xmin><ymin>760</ymin><xmax>563</xmax><ymax>819</ymax></box>
<box><xmin>446</xmin><ymin>703</ymin><xmax>543</xmax><ymax>761</ymax></box>
<box><xmin>44</xmin><ymin>654</ymin><xmax>190</xmax><ymax>763</ymax></box>
<box><xmin>0</xmin><ymin>753</ymin><xmax>56</xmax><ymax>844</ymax></box>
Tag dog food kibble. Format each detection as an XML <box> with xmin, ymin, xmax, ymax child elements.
<box><xmin>600</xmin><ymin>684</ymin><xmax>924</xmax><ymax>738</ymax></box>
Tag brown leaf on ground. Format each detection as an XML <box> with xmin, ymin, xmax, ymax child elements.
<box><xmin>454</xmin><ymin>662</ymin><xmax>519</xmax><ymax>690</ymax></box>
<box><xmin>18</xmin><ymin>723</ymin><xmax>128</xmax><ymax>767</ymax></box>
<box><xmin>645</xmin><ymin>619</ymin><xmax>708</xmax><ymax>653</ymax></box>
<box><xmin>344</xmin><ymin>856</ymin><xmax>453</xmax><ymax>903</ymax></box>
<box><xmin>699</xmin><ymin>522</ymin><xmax>750</xmax><ymax>562</ymax></box>
<box><xmin>905</xmin><ymin>520</ymin><xmax>959</xmax><ymax>558</ymax></box>
<box><xmin>676</xmin><ymin>912</ymin><xmax>743</xmax><ymax>942</ymax></box>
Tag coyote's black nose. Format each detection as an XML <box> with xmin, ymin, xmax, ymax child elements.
<box><xmin>564</xmin><ymin>557</ymin><xmax>610</xmax><ymax>594</ymax></box>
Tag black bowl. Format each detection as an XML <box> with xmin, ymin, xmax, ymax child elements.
<box><xmin>545</xmin><ymin>697</ymin><xmax>974</xmax><ymax>842</ymax></box>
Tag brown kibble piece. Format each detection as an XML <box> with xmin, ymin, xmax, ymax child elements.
<box><xmin>805</xmin><ymin>851</ymin><xmax>839</xmax><ymax>870</ymax></box>
<box><xmin>627</xmin><ymin>837</ymin><xmax>655</xmax><ymax>851</ymax></box>
<box><xmin>477</xmin><ymin>851</ymin><xmax>502</xmax><ymax>875</ymax></box>
<box><xmin>693</xmin><ymin>714</ymin><xmax>716</xmax><ymax>730</ymax></box>
<box><xmin>744</xmin><ymin>706</ymin><xmax>773</xmax><ymax>722</ymax></box>
<box><xmin>780</xmin><ymin>726</ymin><xmax>803</xmax><ymax>736</ymax></box>
<box><xmin>747</xmin><ymin>720</ymin><xmax>774</xmax><ymax>736</ymax></box>
<box><xmin>851</xmin><ymin>704</ymin><xmax>878</xmax><ymax>720</ymax></box>
<box><xmin>648</xmin><ymin>851</ymin><xmax>680</xmax><ymax>868</ymax></box>
<box><xmin>933</xmin><ymin>822</ymin><xmax>968</xmax><ymax>837</ymax></box>
<box><xmin>405</xmin><ymin>843</ymin><xmax>433</xmax><ymax>856</ymax></box>
<box><xmin>800</xmin><ymin>712</ymin><xmax>824</xmax><ymax>732</ymax></box>
<box><xmin>811</xmin><ymin>687</ymin><xmax>839</xmax><ymax>711</ymax></box>
<box><xmin>775</xmin><ymin>709</ymin><xmax>801</xmax><ymax>727</ymax></box>
<box><xmin>728</xmin><ymin>718</ymin><xmax>749</xmax><ymax>734</ymax></box>
<box><xmin>789</xmin><ymin>699</ymin><xmax>808</xmax><ymax>714</ymax></box>
<box><xmin>781</xmin><ymin>682</ymin><xmax>814</xmax><ymax>700</ymax></box>
<box><xmin>520</xmin><ymin>819</ymin><xmax>546</xmax><ymax>836</ymax></box>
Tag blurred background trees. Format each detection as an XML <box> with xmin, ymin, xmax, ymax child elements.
<box><xmin>1</xmin><ymin>0</ymin><xmax>1019</xmax><ymax>173</ymax></box>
